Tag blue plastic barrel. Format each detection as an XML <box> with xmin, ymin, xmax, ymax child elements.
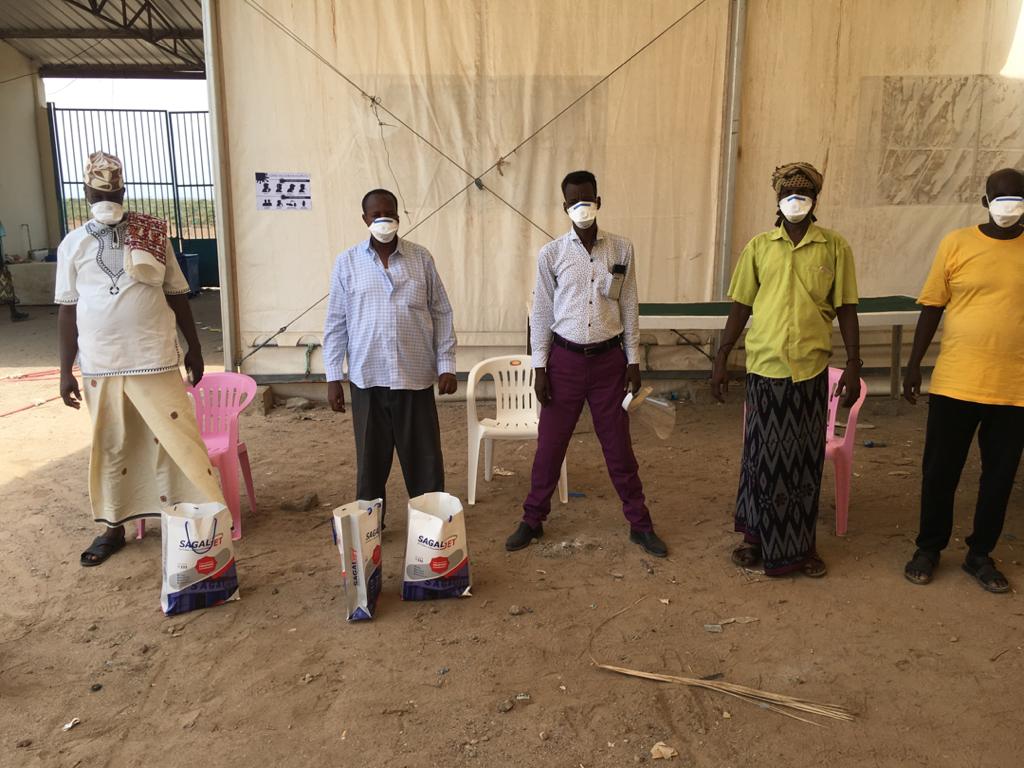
<box><xmin>178</xmin><ymin>252</ymin><xmax>200</xmax><ymax>296</ymax></box>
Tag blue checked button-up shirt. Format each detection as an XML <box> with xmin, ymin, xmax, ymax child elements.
<box><xmin>323</xmin><ymin>238</ymin><xmax>457</xmax><ymax>390</ymax></box>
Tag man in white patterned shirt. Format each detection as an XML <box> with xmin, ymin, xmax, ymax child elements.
<box><xmin>506</xmin><ymin>170</ymin><xmax>667</xmax><ymax>557</ymax></box>
<box><xmin>58</xmin><ymin>151</ymin><xmax>224</xmax><ymax>567</ymax></box>
<box><xmin>324</xmin><ymin>189</ymin><xmax>457</xmax><ymax>523</ymax></box>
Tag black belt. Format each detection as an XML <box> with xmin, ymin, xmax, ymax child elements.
<box><xmin>552</xmin><ymin>333</ymin><xmax>622</xmax><ymax>357</ymax></box>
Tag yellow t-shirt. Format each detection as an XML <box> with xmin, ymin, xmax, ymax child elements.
<box><xmin>728</xmin><ymin>224</ymin><xmax>859</xmax><ymax>382</ymax></box>
<box><xmin>918</xmin><ymin>226</ymin><xmax>1024</xmax><ymax>407</ymax></box>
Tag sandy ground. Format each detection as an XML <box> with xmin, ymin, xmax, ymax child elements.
<box><xmin>1</xmin><ymin>296</ymin><xmax>1023</xmax><ymax>768</ymax></box>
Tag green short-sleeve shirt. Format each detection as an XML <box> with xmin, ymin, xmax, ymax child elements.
<box><xmin>728</xmin><ymin>223</ymin><xmax>859</xmax><ymax>382</ymax></box>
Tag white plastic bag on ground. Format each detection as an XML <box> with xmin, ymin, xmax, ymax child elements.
<box><xmin>161</xmin><ymin>502</ymin><xmax>239</xmax><ymax>615</ymax></box>
<box><xmin>332</xmin><ymin>498</ymin><xmax>383</xmax><ymax>621</ymax></box>
<box><xmin>402</xmin><ymin>492</ymin><xmax>471</xmax><ymax>600</ymax></box>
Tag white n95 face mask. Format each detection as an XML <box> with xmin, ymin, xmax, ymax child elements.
<box><xmin>778</xmin><ymin>194</ymin><xmax>814</xmax><ymax>224</ymax></box>
<box><xmin>567</xmin><ymin>201</ymin><xmax>598</xmax><ymax>229</ymax></box>
<box><xmin>368</xmin><ymin>217</ymin><xmax>399</xmax><ymax>243</ymax></box>
<box><xmin>988</xmin><ymin>196</ymin><xmax>1024</xmax><ymax>228</ymax></box>
<box><xmin>91</xmin><ymin>201</ymin><xmax>124</xmax><ymax>226</ymax></box>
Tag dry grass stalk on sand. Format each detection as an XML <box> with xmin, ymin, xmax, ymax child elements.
<box><xmin>589</xmin><ymin>596</ymin><xmax>856</xmax><ymax>727</ymax></box>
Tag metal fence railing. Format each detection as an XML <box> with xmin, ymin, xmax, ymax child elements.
<box><xmin>47</xmin><ymin>105</ymin><xmax>215</xmax><ymax>243</ymax></box>
<box><xmin>169</xmin><ymin>111</ymin><xmax>216</xmax><ymax>240</ymax></box>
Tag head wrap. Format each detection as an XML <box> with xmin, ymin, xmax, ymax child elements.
<box><xmin>84</xmin><ymin>151</ymin><xmax>124</xmax><ymax>192</ymax></box>
<box><xmin>771</xmin><ymin>162</ymin><xmax>823</xmax><ymax>196</ymax></box>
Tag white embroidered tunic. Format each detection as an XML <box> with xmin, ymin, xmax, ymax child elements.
<box><xmin>55</xmin><ymin>219</ymin><xmax>189</xmax><ymax>377</ymax></box>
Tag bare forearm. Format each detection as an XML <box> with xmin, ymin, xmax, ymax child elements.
<box><xmin>58</xmin><ymin>305</ymin><xmax>79</xmax><ymax>374</ymax></box>
<box><xmin>166</xmin><ymin>293</ymin><xmax>201</xmax><ymax>350</ymax></box>
<box><xmin>835</xmin><ymin>304</ymin><xmax>861</xmax><ymax>362</ymax></box>
<box><xmin>907</xmin><ymin>306</ymin><xmax>944</xmax><ymax>368</ymax></box>
<box><xmin>719</xmin><ymin>302</ymin><xmax>753</xmax><ymax>352</ymax></box>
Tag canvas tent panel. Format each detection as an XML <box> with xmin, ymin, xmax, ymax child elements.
<box><xmin>215</xmin><ymin>0</ymin><xmax>730</xmax><ymax>375</ymax></box>
<box><xmin>732</xmin><ymin>0</ymin><xmax>1024</xmax><ymax>296</ymax></box>
<box><xmin>214</xmin><ymin>0</ymin><xmax>1024</xmax><ymax>377</ymax></box>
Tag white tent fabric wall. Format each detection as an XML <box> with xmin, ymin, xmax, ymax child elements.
<box><xmin>733</xmin><ymin>0</ymin><xmax>1024</xmax><ymax>295</ymax></box>
<box><xmin>213</xmin><ymin>0</ymin><xmax>1024</xmax><ymax>378</ymax></box>
<box><xmin>216</xmin><ymin>0</ymin><xmax>729</xmax><ymax>376</ymax></box>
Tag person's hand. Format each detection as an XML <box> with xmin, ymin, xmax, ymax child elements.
<box><xmin>184</xmin><ymin>346</ymin><xmax>204</xmax><ymax>386</ymax></box>
<box><xmin>625</xmin><ymin>363</ymin><xmax>641</xmax><ymax>395</ymax></box>
<box><xmin>903</xmin><ymin>363</ymin><xmax>922</xmax><ymax>405</ymax></box>
<box><xmin>60</xmin><ymin>371</ymin><xmax>81</xmax><ymax>409</ymax></box>
<box><xmin>327</xmin><ymin>380</ymin><xmax>346</xmax><ymax>412</ymax></box>
<box><xmin>438</xmin><ymin>373</ymin><xmax>458</xmax><ymax>395</ymax></box>
<box><xmin>835</xmin><ymin>364</ymin><xmax>862</xmax><ymax>408</ymax></box>
<box><xmin>710</xmin><ymin>353</ymin><xmax>729</xmax><ymax>403</ymax></box>
<box><xmin>534</xmin><ymin>368</ymin><xmax>551</xmax><ymax>407</ymax></box>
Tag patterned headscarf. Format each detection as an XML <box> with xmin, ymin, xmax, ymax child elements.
<box><xmin>84</xmin><ymin>151</ymin><xmax>124</xmax><ymax>192</ymax></box>
<box><xmin>771</xmin><ymin>162</ymin><xmax>823</xmax><ymax>196</ymax></box>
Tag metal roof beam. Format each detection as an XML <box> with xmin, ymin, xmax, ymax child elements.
<box><xmin>39</xmin><ymin>63</ymin><xmax>205</xmax><ymax>79</ymax></box>
<box><xmin>61</xmin><ymin>0</ymin><xmax>204</xmax><ymax>67</ymax></box>
<box><xmin>0</xmin><ymin>28</ymin><xmax>204</xmax><ymax>40</ymax></box>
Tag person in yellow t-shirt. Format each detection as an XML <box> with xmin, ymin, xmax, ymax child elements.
<box><xmin>711</xmin><ymin>162</ymin><xmax>862</xmax><ymax>578</ymax></box>
<box><xmin>903</xmin><ymin>168</ymin><xmax>1024</xmax><ymax>594</ymax></box>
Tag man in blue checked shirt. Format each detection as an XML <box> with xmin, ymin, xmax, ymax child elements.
<box><xmin>324</xmin><ymin>189</ymin><xmax>458</xmax><ymax>523</ymax></box>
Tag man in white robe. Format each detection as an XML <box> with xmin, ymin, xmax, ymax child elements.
<box><xmin>56</xmin><ymin>151</ymin><xmax>224</xmax><ymax>566</ymax></box>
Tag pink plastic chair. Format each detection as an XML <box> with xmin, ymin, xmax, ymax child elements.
<box><xmin>825</xmin><ymin>366</ymin><xmax>868</xmax><ymax>536</ymax></box>
<box><xmin>136</xmin><ymin>372</ymin><xmax>259</xmax><ymax>541</ymax></box>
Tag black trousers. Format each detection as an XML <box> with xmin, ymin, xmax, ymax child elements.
<box><xmin>349</xmin><ymin>383</ymin><xmax>445</xmax><ymax>520</ymax></box>
<box><xmin>916</xmin><ymin>394</ymin><xmax>1024</xmax><ymax>556</ymax></box>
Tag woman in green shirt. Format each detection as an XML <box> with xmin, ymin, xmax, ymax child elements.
<box><xmin>711</xmin><ymin>162</ymin><xmax>861</xmax><ymax>577</ymax></box>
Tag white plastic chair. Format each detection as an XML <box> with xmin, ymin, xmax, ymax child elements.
<box><xmin>466</xmin><ymin>355</ymin><xmax>568</xmax><ymax>506</ymax></box>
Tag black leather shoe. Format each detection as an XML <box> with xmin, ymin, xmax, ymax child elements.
<box><xmin>505</xmin><ymin>522</ymin><xmax>543</xmax><ymax>551</ymax></box>
<box><xmin>630</xmin><ymin>528</ymin><xmax>667</xmax><ymax>558</ymax></box>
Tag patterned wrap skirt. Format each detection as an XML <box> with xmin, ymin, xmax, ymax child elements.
<box><xmin>734</xmin><ymin>370</ymin><xmax>828</xmax><ymax>575</ymax></box>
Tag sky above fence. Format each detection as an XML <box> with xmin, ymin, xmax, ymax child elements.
<box><xmin>44</xmin><ymin>78</ymin><xmax>208</xmax><ymax>111</ymax></box>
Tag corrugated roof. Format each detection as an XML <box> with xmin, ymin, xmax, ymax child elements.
<box><xmin>0</xmin><ymin>0</ymin><xmax>204</xmax><ymax>78</ymax></box>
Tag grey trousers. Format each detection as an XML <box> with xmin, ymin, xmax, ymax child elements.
<box><xmin>349</xmin><ymin>383</ymin><xmax>445</xmax><ymax>522</ymax></box>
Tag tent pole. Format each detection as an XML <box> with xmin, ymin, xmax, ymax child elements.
<box><xmin>716</xmin><ymin>0</ymin><xmax>747</xmax><ymax>301</ymax></box>
<box><xmin>203</xmin><ymin>0</ymin><xmax>239</xmax><ymax>371</ymax></box>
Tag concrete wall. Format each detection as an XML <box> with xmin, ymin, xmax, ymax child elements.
<box><xmin>0</xmin><ymin>41</ymin><xmax>50</xmax><ymax>258</ymax></box>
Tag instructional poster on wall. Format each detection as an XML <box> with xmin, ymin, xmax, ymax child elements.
<box><xmin>255</xmin><ymin>171</ymin><xmax>312</xmax><ymax>211</ymax></box>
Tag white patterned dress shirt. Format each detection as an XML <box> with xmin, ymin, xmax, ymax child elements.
<box><xmin>530</xmin><ymin>227</ymin><xmax>640</xmax><ymax>368</ymax></box>
<box><xmin>54</xmin><ymin>219</ymin><xmax>189</xmax><ymax>377</ymax></box>
<box><xmin>323</xmin><ymin>238</ymin><xmax>456</xmax><ymax>390</ymax></box>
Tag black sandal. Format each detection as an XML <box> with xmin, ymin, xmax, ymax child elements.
<box><xmin>731</xmin><ymin>545</ymin><xmax>762</xmax><ymax>568</ymax></box>
<box><xmin>80</xmin><ymin>535</ymin><xmax>126</xmax><ymax>567</ymax></box>
<box><xmin>904</xmin><ymin>549</ymin><xmax>938</xmax><ymax>585</ymax></box>
<box><xmin>962</xmin><ymin>554</ymin><xmax>1010</xmax><ymax>594</ymax></box>
<box><xmin>801</xmin><ymin>554</ymin><xmax>828</xmax><ymax>578</ymax></box>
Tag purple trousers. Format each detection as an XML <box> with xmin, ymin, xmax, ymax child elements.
<box><xmin>522</xmin><ymin>343</ymin><xmax>653</xmax><ymax>531</ymax></box>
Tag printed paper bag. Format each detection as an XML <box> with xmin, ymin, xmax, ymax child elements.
<box><xmin>402</xmin><ymin>492</ymin><xmax>471</xmax><ymax>600</ymax></box>
<box><xmin>161</xmin><ymin>502</ymin><xmax>239</xmax><ymax>616</ymax></box>
<box><xmin>332</xmin><ymin>499</ymin><xmax>383</xmax><ymax>621</ymax></box>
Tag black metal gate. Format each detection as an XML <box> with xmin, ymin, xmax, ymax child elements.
<box><xmin>47</xmin><ymin>104</ymin><xmax>218</xmax><ymax>287</ymax></box>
